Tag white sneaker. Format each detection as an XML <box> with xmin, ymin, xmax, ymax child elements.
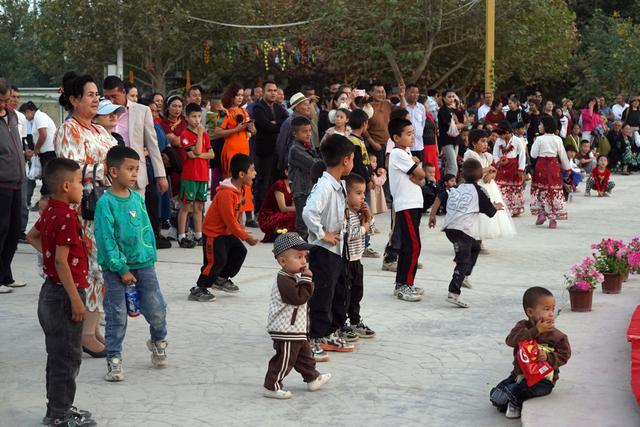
<box><xmin>147</xmin><ymin>339</ymin><xmax>168</xmax><ymax>368</ymax></box>
<box><xmin>6</xmin><ymin>281</ymin><xmax>26</xmax><ymax>288</ymax></box>
<box><xmin>0</xmin><ymin>285</ymin><xmax>13</xmax><ymax>294</ymax></box>
<box><xmin>105</xmin><ymin>357</ymin><xmax>124</xmax><ymax>382</ymax></box>
<box><xmin>413</xmin><ymin>286</ymin><xmax>424</xmax><ymax>295</ymax></box>
<box><xmin>308</xmin><ymin>373</ymin><xmax>332</xmax><ymax>391</ymax></box>
<box><xmin>263</xmin><ymin>388</ymin><xmax>292</xmax><ymax>399</ymax></box>
<box><xmin>446</xmin><ymin>293</ymin><xmax>470</xmax><ymax>308</ymax></box>
<box><xmin>394</xmin><ymin>285</ymin><xmax>422</xmax><ymax>302</ymax></box>
<box><xmin>382</xmin><ymin>261</ymin><xmax>397</xmax><ymax>272</ymax></box>
<box><xmin>505</xmin><ymin>402</ymin><xmax>521</xmax><ymax>419</ymax></box>
<box><xmin>462</xmin><ymin>277</ymin><xmax>472</xmax><ymax>289</ymax></box>
<box><xmin>363</xmin><ymin>247</ymin><xmax>381</xmax><ymax>258</ymax></box>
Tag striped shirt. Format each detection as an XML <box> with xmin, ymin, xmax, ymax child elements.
<box><xmin>347</xmin><ymin>210</ymin><xmax>366</xmax><ymax>261</ymax></box>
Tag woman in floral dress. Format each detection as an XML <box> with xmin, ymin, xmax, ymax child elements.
<box><xmin>55</xmin><ymin>72</ymin><xmax>116</xmax><ymax>356</ymax></box>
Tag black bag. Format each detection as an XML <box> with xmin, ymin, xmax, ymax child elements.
<box><xmin>81</xmin><ymin>164</ymin><xmax>108</xmax><ymax>221</ymax></box>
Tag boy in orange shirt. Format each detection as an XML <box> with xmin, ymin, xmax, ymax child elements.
<box><xmin>188</xmin><ymin>153</ymin><xmax>258</xmax><ymax>302</ymax></box>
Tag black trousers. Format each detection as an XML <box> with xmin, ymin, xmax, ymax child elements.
<box><xmin>38</xmin><ymin>280</ymin><xmax>86</xmax><ymax>419</ymax></box>
<box><xmin>38</xmin><ymin>151</ymin><xmax>57</xmax><ymax>195</ymax></box>
<box><xmin>491</xmin><ymin>374</ymin><xmax>554</xmax><ymax>409</ymax></box>
<box><xmin>196</xmin><ymin>234</ymin><xmax>247</xmax><ymax>288</ymax></box>
<box><xmin>445</xmin><ymin>229</ymin><xmax>481</xmax><ymax>295</ymax></box>
<box><xmin>293</xmin><ymin>195</ymin><xmax>309</xmax><ymax>241</ymax></box>
<box><xmin>145</xmin><ymin>182</ymin><xmax>160</xmax><ymax>238</ymax></box>
<box><xmin>263</xmin><ymin>340</ymin><xmax>319</xmax><ymax>391</ymax></box>
<box><xmin>395</xmin><ymin>208</ymin><xmax>422</xmax><ymax>286</ymax></box>
<box><xmin>308</xmin><ymin>246</ymin><xmax>348</xmax><ymax>339</ymax></box>
<box><xmin>347</xmin><ymin>260</ymin><xmax>364</xmax><ymax>325</ymax></box>
<box><xmin>254</xmin><ymin>153</ymin><xmax>277</xmax><ymax>213</ymax></box>
<box><xmin>383</xmin><ymin>209</ymin><xmax>401</xmax><ymax>263</ymax></box>
<box><xmin>0</xmin><ymin>188</ymin><xmax>21</xmax><ymax>285</ymax></box>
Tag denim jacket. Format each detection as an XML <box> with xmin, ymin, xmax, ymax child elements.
<box><xmin>302</xmin><ymin>171</ymin><xmax>346</xmax><ymax>256</ymax></box>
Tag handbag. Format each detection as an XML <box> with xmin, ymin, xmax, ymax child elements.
<box><xmin>80</xmin><ymin>164</ymin><xmax>108</xmax><ymax>221</ymax></box>
<box><xmin>447</xmin><ymin>113</ymin><xmax>460</xmax><ymax>138</ymax></box>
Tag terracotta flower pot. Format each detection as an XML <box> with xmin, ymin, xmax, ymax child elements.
<box><xmin>602</xmin><ymin>273</ymin><xmax>623</xmax><ymax>294</ymax></box>
<box><xmin>569</xmin><ymin>289</ymin><xmax>593</xmax><ymax>312</ymax></box>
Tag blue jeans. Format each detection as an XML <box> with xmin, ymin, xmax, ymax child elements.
<box><xmin>103</xmin><ymin>267</ymin><xmax>167</xmax><ymax>359</ymax></box>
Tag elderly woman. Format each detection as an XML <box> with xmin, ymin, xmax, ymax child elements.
<box><xmin>55</xmin><ymin>72</ymin><xmax>117</xmax><ymax>357</ymax></box>
<box><xmin>93</xmin><ymin>99</ymin><xmax>126</xmax><ymax>145</ymax></box>
<box><xmin>213</xmin><ymin>83</ymin><xmax>257</xmax><ymax>225</ymax></box>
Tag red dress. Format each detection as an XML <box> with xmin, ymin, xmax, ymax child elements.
<box><xmin>258</xmin><ymin>179</ymin><xmax>296</xmax><ymax>242</ymax></box>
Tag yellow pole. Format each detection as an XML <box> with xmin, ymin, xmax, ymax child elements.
<box><xmin>485</xmin><ymin>0</ymin><xmax>495</xmax><ymax>94</ymax></box>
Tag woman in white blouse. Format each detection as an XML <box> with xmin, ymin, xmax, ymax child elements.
<box><xmin>530</xmin><ymin>116</ymin><xmax>571</xmax><ymax>229</ymax></box>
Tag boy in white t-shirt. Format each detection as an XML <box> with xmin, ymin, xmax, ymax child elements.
<box><xmin>387</xmin><ymin>118</ymin><xmax>426</xmax><ymax>302</ymax></box>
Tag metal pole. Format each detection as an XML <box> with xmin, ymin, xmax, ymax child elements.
<box><xmin>485</xmin><ymin>0</ymin><xmax>495</xmax><ymax>94</ymax></box>
<box><xmin>117</xmin><ymin>47</ymin><xmax>124</xmax><ymax>79</ymax></box>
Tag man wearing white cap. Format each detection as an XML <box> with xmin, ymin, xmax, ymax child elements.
<box><xmin>276</xmin><ymin>92</ymin><xmax>314</xmax><ymax>171</ymax></box>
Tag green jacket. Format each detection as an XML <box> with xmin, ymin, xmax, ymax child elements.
<box><xmin>94</xmin><ymin>189</ymin><xmax>157</xmax><ymax>275</ymax></box>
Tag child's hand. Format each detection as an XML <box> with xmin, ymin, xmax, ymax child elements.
<box><xmin>246</xmin><ymin>235</ymin><xmax>258</xmax><ymax>246</ymax></box>
<box><xmin>301</xmin><ymin>266</ymin><xmax>313</xmax><ymax>277</ymax></box>
<box><xmin>121</xmin><ymin>271</ymin><xmax>137</xmax><ymax>285</ymax></box>
<box><xmin>536</xmin><ymin>318</ymin><xmax>555</xmax><ymax>334</ymax></box>
<box><xmin>428</xmin><ymin>215</ymin><xmax>437</xmax><ymax>229</ymax></box>
<box><xmin>322</xmin><ymin>230</ymin><xmax>340</xmax><ymax>246</ymax></box>
<box><xmin>197</xmin><ymin>124</ymin><xmax>204</xmax><ymax>136</ymax></box>
<box><xmin>70</xmin><ymin>298</ymin><xmax>86</xmax><ymax>322</ymax></box>
<box><xmin>494</xmin><ymin>202</ymin><xmax>504</xmax><ymax>210</ymax></box>
<box><xmin>359</xmin><ymin>202</ymin><xmax>372</xmax><ymax>223</ymax></box>
<box><xmin>537</xmin><ymin>351</ymin><xmax>548</xmax><ymax>362</ymax></box>
<box><xmin>412</xmin><ymin>156</ymin><xmax>421</xmax><ymax>164</ymax></box>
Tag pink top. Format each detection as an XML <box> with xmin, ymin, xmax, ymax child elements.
<box><xmin>115</xmin><ymin>101</ymin><xmax>130</xmax><ymax>147</ymax></box>
<box><xmin>580</xmin><ymin>108</ymin><xmax>604</xmax><ymax>132</ymax></box>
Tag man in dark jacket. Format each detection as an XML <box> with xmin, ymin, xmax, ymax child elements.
<box><xmin>252</xmin><ymin>81</ymin><xmax>288</xmax><ymax>212</ymax></box>
<box><xmin>0</xmin><ymin>78</ymin><xmax>27</xmax><ymax>293</ymax></box>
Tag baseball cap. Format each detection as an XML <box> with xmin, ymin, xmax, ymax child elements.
<box><xmin>273</xmin><ymin>232</ymin><xmax>312</xmax><ymax>257</ymax></box>
<box><xmin>97</xmin><ymin>99</ymin><xmax>125</xmax><ymax>116</ymax></box>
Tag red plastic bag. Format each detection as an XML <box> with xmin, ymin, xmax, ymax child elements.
<box><xmin>517</xmin><ymin>339</ymin><xmax>554</xmax><ymax>387</ymax></box>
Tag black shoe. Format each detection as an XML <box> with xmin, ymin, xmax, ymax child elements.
<box><xmin>178</xmin><ymin>238</ymin><xmax>196</xmax><ymax>248</ymax></box>
<box><xmin>245</xmin><ymin>220</ymin><xmax>259</xmax><ymax>228</ymax></box>
<box><xmin>82</xmin><ymin>346</ymin><xmax>106</xmax><ymax>358</ymax></box>
<box><xmin>49</xmin><ymin>413</ymin><xmax>96</xmax><ymax>426</ymax></box>
<box><xmin>188</xmin><ymin>286</ymin><xmax>216</xmax><ymax>302</ymax></box>
<box><xmin>43</xmin><ymin>407</ymin><xmax>93</xmax><ymax>425</ymax></box>
<box><xmin>211</xmin><ymin>277</ymin><xmax>240</xmax><ymax>293</ymax></box>
<box><xmin>156</xmin><ymin>235</ymin><xmax>172</xmax><ymax>249</ymax></box>
<box><xmin>18</xmin><ymin>232</ymin><xmax>28</xmax><ymax>243</ymax></box>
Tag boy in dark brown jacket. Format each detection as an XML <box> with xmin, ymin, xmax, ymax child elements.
<box><xmin>490</xmin><ymin>286</ymin><xmax>571</xmax><ymax>419</ymax></box>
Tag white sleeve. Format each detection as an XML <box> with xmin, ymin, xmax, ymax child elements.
<box><xmin>492</xmin><ymin>140</ymin><xmax>501</xmax><ymax>159</ymax></box>
<box><xmin>517</xmin><ymin>142</ymin><xmax>526</xmax><ymax>171</ymax></box>
<box><xmin>530</xmin><ymin>137</ymin><xmax>540</xmax><ymax>159</ymax></box>
<box><xmin>302</xmin><ymin>184</ymin><xmax>327</xmax><ymax>241</ymax></box>
<box><xmin>392</xmin><ymin>149</ymin><xmax>417</xmax><ymax>174</ymax></box>
<box><xmin>34</xmin><ymin>112</ymin><xmax>46</xmax><ymax>130</ymax></box>
<box><xmin>557</xmin><ymin>137</ymin><xmax>570</xmax><ymax>170</ymax></box>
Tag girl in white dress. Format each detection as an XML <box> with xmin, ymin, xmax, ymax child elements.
<box><xmin>463</xmin><ymin>129</ymin><xmax>517</xmax><ymax>239</ymax></box>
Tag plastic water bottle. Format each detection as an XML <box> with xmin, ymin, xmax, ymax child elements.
<box><xmin>124</xmin><ymin>285</ymin><xmax>141</xmax><ymax>317</ymax></box>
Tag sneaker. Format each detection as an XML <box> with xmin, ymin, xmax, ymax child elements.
<box><xmin>505</xmin><ymin>402</ymin><xmax>521</xmax><ymax>419</ymax></box>
<box><xmin>413</xmin><ymin>286</ymin><xmax>424</xmax><ymax>295</ymax></box>
<box><xmin>446</xmin><ymin>293</ymin><xmax>469</xmax><ymax>308</ymax></box>
<box><xmin>105</xmin><ymin>357</ymin><xmax>124</xmax><ymax>382</ymax></box>
<box><xmin>18</xmin><ymin>232</ymin><xmax>28</xmax><ymax>243</ymax></box>
<box><xmin>363</xmin><ymin>247</ymin><xmax>381</xmax><ymax>258</ymax></box>
<box><xmin>353</xmin><ymin>322</ymin><xmax>376</xmax><ymax>339</ymax></box>
<box><xmin>308</xmin><ymin>373</ymin><xmax>332</xmax><ymax>391</ymax></box>
<box><xmin>584</xmin><ymin>190</ymin><xmax>591</xmax><ymax>197</ymax></box>
<box><xmin>319</xmin><ymin>333</ymin><xmax>355</xmax><ymax>352</ymax></box>
<box><xmin>394</xmin><ymin>284</ymin><xmax>422</xmax><ymax>302</ymax></box>
<box><xmin>263</xmin><ymin>388</ymin><xmax>292</xmax><ymax>399</ymax></box>
<box><xmin>212</xmin><ymin>277</ymin><xmax>239</xmax><ymax>293</ymax></box>
<box><xmin>417</xmin><ymin>261</ymin><xmax>423</xmax><ymax>269</ymax></box>
<box><xmin>43</xmin><ymin>407</ymin><xmax>92</xmax><ymax>425</ymax></box>
<box><xmin>6</xmin><ymin>281</ymin><xmax>26</xmax><ymax>288</ymax></box>
<box><xmin>245</xmin><ymin>219</ymin><xmax>259</xmax><ymax>228</ymax></box>
<box><xmin>178</xmin><ymin>237</ymin><xmax>196</xmax><ymax>248</ymax></box>
<box><xmin>49</xmin><ymin>413</ymin><xmax>96</xmax><ymax>426</ymax></box>
<box><xmin>147</xmin><ymin>339</ymin><xmax>168</xmax><ymax>368</ymax></box>
<box><xmin>535</xmin><ymin>212</ymin><xmax>547</xmax><ymax>225</ymax></box>
<box><xmin>604</xmin><ymin>192</ymin><xmax>611</xmax><ymax>197</ymax></box>
<box><xmin>156</xmin><ymin>235</ymin><xmax>172</xmax><ymax>249</ymax></box>
<box><xmin>188</xmin><ymin>287</ymin><xmax>216</xmax><ymax>302</ymax></box>
<box><xmin>311</xmin><ymin>340</ymin><xmax>330</xmax><ymax>362</ymax></box>
<box><xmin>338</xmin><ymin>326</ymin><xmax>359</xmax><ymax>342</ymax></box>
<box><xmin>462</xmin><ymin>276</ymin><xmax>472</xmax><ymax>289</ymax></box>
<box><xmin>160</xmin><ymin>220</ymin><xmax>171</xmax><ymax>230</ymax></box>
<box><xmin>0</xmin><ymin>285</ymin><xmax>13</xmax><ymax>294</ymax></box>
<box><xmin>382</xmin><ymin>260</ymin><xmax>397</xmax><ymax>272</ymax></box>
<box><xmin>549</xmin><ymin>219</ymin><xmax>557</xmax><ymax>229</ymax></box>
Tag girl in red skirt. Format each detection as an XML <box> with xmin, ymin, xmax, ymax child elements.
<box><xmin>493</xmin><ymin>121</ymin><xmax>527</xmax><ymax>217</ymax></box>
<box><xmin>258</xmin><ymin>169</ymin><xmax>297</xmax><ymax>242</ymax></box>
<box><xmin>530</xmin><ymin>117</ymin><xmax>571</xmax><ymax>229</ymax></box>
<box><xmin>423</xmin><ymin>111</ymin><xmax>441</xmax><ymax>180</ymax></box>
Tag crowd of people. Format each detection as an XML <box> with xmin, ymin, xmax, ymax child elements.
<box><xmin>2</xmin><ymin>72</ymin><xmax>636</xmax><ymax>425</ymax></box>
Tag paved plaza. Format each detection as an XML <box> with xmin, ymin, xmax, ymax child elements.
<box><xmin>2</xmin><ymin>176</ymin><xmax>640</xmax><ymax>427</ymax></box>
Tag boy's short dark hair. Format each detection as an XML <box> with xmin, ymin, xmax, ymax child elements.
<box><xmin>443</xmin><ymin>173</ymin><xmax>456</xmax><ymax>182</ymax></box>
<box><xmin>580</xmin><ymin>140</ymin><xmax>591</xmax><ymax>145</ymax></box>
<box><xmin>320</xmin><ymin>134</ymin><xmax>354</xmax><ymax>167</ymax></box>
<box><xmin>185</xmin><ymin>102</ymin><xmax>202</xmax><ymax>116</ymax></box>
<box><xmin>469</xmin><ymin>129</ymin><xmax>488</xmax><ymax>146</ymax></box>
<box><xmin>106</xmin><ymin>145</ymin><xmax>140</xmax><ymax>170</ymax></box>
<box><xmin>292</xmin><ymin>116</ymin><xmax>311</xmax><ymax>131</ymax></box>
<box><xmin>540</xmin><ymin>116</ymin><xmax>557</xmax><ymax>134</ymax></box>
<box><xmin>523</xmin><ymin>286</ymin><xmax>553</xmax><ymax>312</ymax></box>
<box><xmin>230</xmin><ymin>153</ymin><xmax>252</xmax><ymax>178</ymax></box>
<box><xmin>344</xmin><ymin>173</ymin><xmax>366</xmax><ymax>190</ymax></box>
<box><xmin>566</xmin><ymin>146</ymin><xmax>577</xmax><ymax>153</ymax></box>
<box><xmin>348</xmin><ymin>109</ymin><xmax>369</xmax><ymax>130</ymax></box>
<box><xmin>388</xmin><ymin>118</ymin><xmax>412</xmax><ymax>140</ymax></box>
<box><xmin>43</xmin><ymin>158</ymin><xmax>80</xmax><ymax>193</ymax></box>
<box><xmin>597</xmin><ymin>154</ymin><xmax>608</xmax><ymax>161</ymax></box>
<box><xmin>461</xmin><ymin>158</ymin><xmax>483</xmax><ymax>182</ymax></box>
<box><xmin>390</xmin><ymin>108</ymin><xmax>409</xmax><ymax>121</ymax></box>
<box><xmin>423</xmin><ymin>162</ymin><xmax>435</xmax><ymax>169</ymax></box>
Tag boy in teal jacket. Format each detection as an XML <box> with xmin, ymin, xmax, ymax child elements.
<box><xmin>95</xmin><ymin>146</ymin><xmax>168</xmax><ymax>382</ymax></box>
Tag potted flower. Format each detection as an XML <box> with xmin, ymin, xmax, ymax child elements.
<box><xmin>564</xmin><ymin>257</ymin><xmax>602</xmax><ymax>311</ymax></box>
<box><xmin>591</xmin><ymin>238</ymin><xmax>629</xmax><ymax>294</ymax></box>
<box><xmin>627</xmin><ymin>237</ymin><xmax>640</xmax><ymax>278</ymax></box>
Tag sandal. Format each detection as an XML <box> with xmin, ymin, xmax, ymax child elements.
<box><xmin>446</xmin><ymin>294</ymin><xmax>470</xmax><ymax>308</ymax></box>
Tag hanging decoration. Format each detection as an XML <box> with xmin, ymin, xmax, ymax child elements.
<box><xmin>203</xmin><ymin>41</ymin><xmax>210</xmax><ymax>64</ymax></box>
<box><xmin>185</xmin><ymin>66</ymin><xmax>191</xmax><ymax>89</ymax></box>
<box><xmin>128</xmin><ymin>70</ymin><xmax>135</xmax><ymax>83</ymax></box>
<box><xmin>216</xmin><ymin>37</ymin><xmax>322</xmax><ymax>71</ymax></box>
